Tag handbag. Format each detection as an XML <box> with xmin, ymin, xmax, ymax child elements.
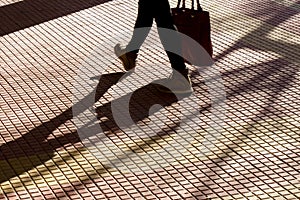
<box><xmin>172</xmin><ymin>0</ymin><xmax>213</xmax><ymax>62</ymax></box>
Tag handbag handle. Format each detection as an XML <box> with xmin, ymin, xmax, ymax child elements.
<box><xmin>176</xmin><ymin>0</ymin><xmax>202</xmax><ymax>10</ymax></box>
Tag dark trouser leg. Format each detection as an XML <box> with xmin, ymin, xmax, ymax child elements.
<box><xmin>154</xmin><ymin>0</ymin><xmax>186</xmax><ymax>71</ymax></box>
<box><xmin>126</xmin><ymin>0</ymin><xmax>153</xmax><ymax>54</ymax></box>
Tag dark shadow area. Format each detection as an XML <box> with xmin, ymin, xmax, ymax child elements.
<box><xmin>93</xmin><ymin>82</ymin><xmax>187</xmax><ymax>134</ymax></box>
<box><xmin>0</xmin><ymin>0</ymin><xmax>112</xmax><ymax>36</ymax></box>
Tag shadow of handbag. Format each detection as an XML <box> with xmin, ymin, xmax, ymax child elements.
<box><xmin>172</xmin><ymin>0</ymin><xmax>213</xmax><ymax>63</ymax></box>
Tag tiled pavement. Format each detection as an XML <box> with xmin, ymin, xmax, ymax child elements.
<box><xmin>0</xmin><ymin>0</ymin><xmax>299</xmax><ymax>199</ymax></box>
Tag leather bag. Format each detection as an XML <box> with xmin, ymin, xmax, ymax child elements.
<box><xmin>172</xmin><ymin>0</ymin><xmax>213</xmax><ymax>62</ymax></box>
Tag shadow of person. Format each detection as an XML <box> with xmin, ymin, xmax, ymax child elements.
<box><xmin>0</xmin><ymin>71</ymin><xmax>190</xmax><ymax>183</ymax></box>
<box><xmin>0</xmin><ymin>72</ymin><xmax>124</xmax><ymax>183</ymax></box>
<box><xmin>93</xmin><ymin>82</ymin><xmax>188</xmax><ymax>136</ymax></box>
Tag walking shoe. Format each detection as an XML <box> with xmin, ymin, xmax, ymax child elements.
<box><xmin>114</xmin><ymin>44</ymin><xmax>137</xmax><ymax>71</ymax></box>
<box><xmin>156</xmin><ymin>69</ymin><xmax>193</xmax><ymax>94</ymax></box>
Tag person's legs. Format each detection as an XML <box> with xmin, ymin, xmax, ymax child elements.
<box><xmin>154</xmin><ymin>0</ymin><xmax>186</xmax><ymax>71</ymax></box>
<box><xmin>126</xmin><ymin>0</ymin><xmax>154</xmax><ymax>53</ymax></box>
<box><xmin>152</xmin><ymin>0</ymin><xmax>192</xmax><ymax>93</ymax></box>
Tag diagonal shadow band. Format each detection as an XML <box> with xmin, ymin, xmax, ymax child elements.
<box><xmin>0</xmin><ymin>0</ymin><xmax>112</xmax><ymax>36</ymax></box>
<box><xmin>214</xmin><ymin>1</ymin><xmax>300</xmax><ymax>62</ymax></box>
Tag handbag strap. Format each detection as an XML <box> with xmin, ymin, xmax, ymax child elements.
<box><xmin>176</xmin><ymin>0</ymin><xmax>202</xmax><ymax>10</ymax></box>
